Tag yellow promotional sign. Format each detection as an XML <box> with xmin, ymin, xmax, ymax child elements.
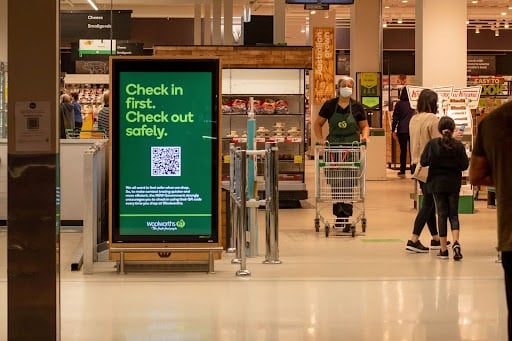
<box><xmin>360</xmin><ymin>73</ymin><xmax>378</xmax><ymax>88</ymax></box>
<box><xmin>312</xmin><ymin>27</ymin><xmax>335</xmax><ymax>105</ymax></box>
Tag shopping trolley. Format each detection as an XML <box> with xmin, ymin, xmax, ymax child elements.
<box><xmin>314</xmin><ymin>142</ymin><xmax>367</xmax><ymax>237</ymax></box>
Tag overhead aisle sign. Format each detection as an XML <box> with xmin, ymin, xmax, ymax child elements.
<box><xmin>110</xmin><ymin>57</ymin><xmax>220</xmax><ymax>243</ymax></box>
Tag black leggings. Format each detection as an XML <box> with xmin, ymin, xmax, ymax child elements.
<box><xmin>412</xmin><ymin>182</ymin><xmax>438</xmax><ymax>237</ymax></box>
<box><xmin>433</xmin><ymin>192</ymin><xmax>460</xmax><ymax>238</ymax></box>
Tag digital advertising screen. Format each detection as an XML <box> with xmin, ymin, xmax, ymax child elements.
<box><xmin>110</xmin><ymin>58</ymin><xmax>220</xmax><ymax>243</ymax></box>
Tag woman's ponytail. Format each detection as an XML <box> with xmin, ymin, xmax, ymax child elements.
<box><xmin>438</xmin><ymin>117</ymin><xmax>457</xmax><ymax>150</ymax></box>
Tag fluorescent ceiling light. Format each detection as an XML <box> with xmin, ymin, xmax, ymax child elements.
<box><xmin>87</xmin><ymin>0</ymin><xmax>98</xmax><ymax>11</ymax></box>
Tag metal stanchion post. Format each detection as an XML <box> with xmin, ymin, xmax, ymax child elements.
<box><xmin>227</xmin><ymin>143</ymin><xmax>237</xmax><ymax>254</ymax></box>
<box><xmin>263</xmin><ymin>142</ymin><xmax>281</xmax><ymax>264</ymax></box>
<box><xmin>236</xmin><ymin>150</ymin><xmax>251</xmax><ymax>276</ymax></box>
<box><xmin>231</xmin><ymin>146</ymin><xmax>242</xmax><ymax>264</ymax></box>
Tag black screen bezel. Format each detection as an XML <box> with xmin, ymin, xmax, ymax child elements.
<box><xmin>110</xmin><ymin>57</ymin><xmax>220</xmax><ymax>244</ymax></box>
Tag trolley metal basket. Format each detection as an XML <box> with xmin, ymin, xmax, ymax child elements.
<box><xmin>314</xmin><ymin>143</ymin><xmax>367</xmax><ymax>237</ymax></box>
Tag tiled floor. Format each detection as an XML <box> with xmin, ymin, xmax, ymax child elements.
<box><xmin>0</xmin><ymin>161</ymin><xmax>507</xmax><ymax>340</ymax></box>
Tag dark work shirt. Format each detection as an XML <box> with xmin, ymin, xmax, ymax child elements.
<box><xmin>318</xmin><ymin>97</ymin><xmax>367</xmax><ymax>122</ymax></box>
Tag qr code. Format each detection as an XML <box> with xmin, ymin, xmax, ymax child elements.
<box><xmin>151</xmin><ymin>147</ymin><xmax>181</xmax><ymax>176</ymax></box>
<box><xmin>26</xmin><ymin>118</ymin><xmax>39</xmax><ymax>130</ymax></box>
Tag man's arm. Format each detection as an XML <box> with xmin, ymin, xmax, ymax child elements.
<box><xmin>469</xmin><ymin>155</ymin><xmax>494</xmax><ymax>186</ymax></box>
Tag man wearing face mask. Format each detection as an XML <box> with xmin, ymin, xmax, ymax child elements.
<box><xmin>314</xmin><ymin>77</ymin><xmax>370</xmax><ymax>232</ymax></box>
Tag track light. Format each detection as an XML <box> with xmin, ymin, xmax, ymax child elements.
<box><xmin>496</xmin><ymin>30</ymin><xmax>500</xmax><ymax>36</ymax></box>
<box><xmin>87</xmin><ymin>0</ymin><xmax>98</xmax><ymax>11</ymax></box>
<box><xmin>243</xmin><ymin>5</ymin><xmax>251</xmax><ymax>23</ymax></box>
<box><xmin>475</xmin><ymin>26</ymin><xmax>480</xmax><ymax>34</ymax></box>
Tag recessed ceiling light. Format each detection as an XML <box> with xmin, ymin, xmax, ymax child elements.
<box><xmin>384</xmin><ymin>5</ymin><xmax>390</xmax><ymax>9</ymax></box>
<box><xmin>310</xmin><ymin>10</ymin><xmax>316</xmax><ymax>15</ymax></box>
<box><xmin>401</xmin><ymin>0</ymin><xmax>408</xmax><ymax>3</ymax></box>
<box><xmin>471</xmin><ymin>0</ymin><xmax>478</xmax><ymax>4</ymax></box>
<box><xmin>466</xmin><ymin>20</ymin><xmax>470</xmax><ymax>25</ymax></box>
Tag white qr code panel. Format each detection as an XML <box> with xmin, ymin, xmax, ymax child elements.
<box><xmin>151</xmin><ymin>147</ymin><xmax>182</xmax><ymax>176</ymax></box>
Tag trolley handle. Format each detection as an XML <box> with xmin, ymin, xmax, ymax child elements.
<box><xmin>316</xmin><ymin>141</ymin><xmax>366</xmax><ymax>146</ymax></box>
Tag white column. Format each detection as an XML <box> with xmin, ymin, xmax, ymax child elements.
<box><xmin>0</xmin><ymin>0</ymin><xmax>7</xmax><ymax>62</ymax></box>
<box><xmin>224</xmin><ymin>0</ymin><xmax>233</xmax><ymax>45</ymax></box>
<box><xmin>204</xmin><ymin>0</ymin><xmax>212</xmax><ymax>45</ymax></box>
<box><xmin>350</xmin><ymin>0</ymin><xmax>382</xmax><ymax>78</ymax></box>
<box><xmin>194</xmin><ymin>2</ymin><xmax>202</xmax><ymax>45</ymax></box>
<box><xmin>274</xmin><ymin>0</ymin><xmax>286</xmax><ymax>44</ymax></box>
<box><xmin>212</xmin><ymin>0</ymin><xmax>222</xmax><ymax>45</ymax></box>
<box><xmin>416</xmin><ymin>0</ymin><xmax>466</xmax><ymax>87</ymax></box>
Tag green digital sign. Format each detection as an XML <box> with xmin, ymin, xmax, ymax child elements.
<box><xmin>111</xmin><ymin>58</ymin><xmax>220</xmax><ymax>243</ymax></box>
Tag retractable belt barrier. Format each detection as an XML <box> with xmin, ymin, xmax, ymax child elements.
<box><xmin>228</xmin><ymin>142</ymin><xmax>281</xmax><ymax>277</ymax></box>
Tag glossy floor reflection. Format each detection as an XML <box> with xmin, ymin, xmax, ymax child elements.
<box><xmin>0</xmin><ymin>162</ymin><xmax>507</xmax><ymax>340</ymax></box>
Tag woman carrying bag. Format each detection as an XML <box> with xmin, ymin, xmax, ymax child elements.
<box><xmin>405</xmin><ymin>89</ymin><xmax>443</xmax><ymax>253</ymax></box>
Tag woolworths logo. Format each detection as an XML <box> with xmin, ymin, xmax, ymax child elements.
<box><xmin>146</xmin><ymin>219</ymin><xmax>186</xmax><ymax>231</ymax></box>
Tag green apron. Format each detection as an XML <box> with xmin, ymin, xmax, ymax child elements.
<box><xmin>326</xmin><ymin>98</ymin><xmax>360</xmax><ymax>144</ymax></box>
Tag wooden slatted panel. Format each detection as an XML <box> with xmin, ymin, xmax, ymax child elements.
<box><xmin>153</xmin><ymin>46</ymin><xmax>313</xmax><ymax>69</ymax></box>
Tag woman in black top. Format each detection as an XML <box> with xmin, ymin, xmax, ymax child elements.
<box><xmin>392</xmin><ymin>89</ymin><xmax>414</xmax><ymax>176</ymax></box>
<box><xmin>420</xmin><ymin>116</ymin><xmax>469</xmax><ymax>260</ymax></box>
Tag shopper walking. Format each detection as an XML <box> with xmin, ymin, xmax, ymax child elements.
<box><xmin>60</xmin><ymin>93</ymin><xmax>74</xmax><ymax>139</ymax></box>
<box><xmin>470</xmin><ymin>100</ymin><xmax>512</xmax><ymax>338</ymax></box>
<box><xmin>314</xmin><ymin>76</ymin><xmax>369</xmax><ymax>231</ymax></box>
<box><xmin>71</xmin><ymin>92</ymin><xmax>83</xmax><ymax>132</ymax></box>
<box><xmin>420</xmin><ymin>116</ymin><xmax>469</xmax><ymax>260</ymax></box>
<box><xmin>405</xmin><ymin>89</ymin><xmax>444</xmax><ymax>253</ymax></box>
<box><xmin>392</xmin><ymin>88</ymin><xmax>414</xmax><ymax>176</ymax></box>
<box><xmin>97</xmin><ymin>90</ymin><xmax>110</xmax><ymax>138</ymax></box>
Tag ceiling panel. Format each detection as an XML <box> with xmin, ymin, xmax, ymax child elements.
<box><xmin>60</xmin><ymin>0</ymin><xmax>512</xmax><ymax>46</ymax></box>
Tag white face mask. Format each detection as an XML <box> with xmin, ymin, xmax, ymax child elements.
<box><xmin>339</xmin><ymin>87</ymin><xmax>353</xmax><ymax>98</ymax></box>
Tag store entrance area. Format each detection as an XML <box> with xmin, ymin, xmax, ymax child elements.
<box><xmin>0</xmin><ymin>160</ymin><xmax>506</xmax><ymax>340</ymax></box>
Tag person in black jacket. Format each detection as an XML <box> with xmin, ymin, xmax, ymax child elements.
<box><xmin>420</xmin><ymin>116</ymin><xmax>469</xmax><ymax>260</ymax></box>
<box><xmin>392</xmin><ymin>88</ymin><xmax>414</xmax><ymax>176</ymax></box>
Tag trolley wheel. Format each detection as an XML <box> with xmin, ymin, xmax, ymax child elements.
<box><xmin>351</xmin><ymin>224</ymin><xmax>356</xmax><ymax>237</ymax></box>
<box><xmin>314</xmin><ymin>218</ymin><xmax>320</xmax><ymax>232</ymax></box>
<box><xmin>325</xmin><ymin>224</ymin><xmax>330</xmax><ymax>237</ymax></box>
<box><xmin>361</xmin><ymin>218</ymin><xmax>367</xmax><ymax>232</ymax></box>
